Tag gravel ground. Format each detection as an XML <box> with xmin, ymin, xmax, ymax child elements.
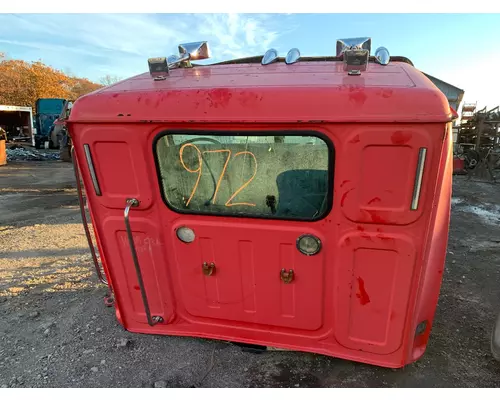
<box><xmin>1</xmin><ymin>160</ymin><xmax>500</xmax><ymax>388</ymax></box>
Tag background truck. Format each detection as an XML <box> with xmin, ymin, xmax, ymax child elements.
<box><xmin>0</xmin><ymin>105</ymin><xmax>34</xmax><ymax>143</ymax></box>
<box><xmin>33</xmin><ymin>98</ymin><xmax>67</xmax><ymax>149</ymax></box>
<box><xmin>50</xmin><ymin>100</ymin><xmax>73</xmax><ymax>162</ymax></box>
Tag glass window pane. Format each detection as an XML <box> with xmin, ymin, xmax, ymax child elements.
<box><xmin>155</xmin><ymin>132</ymin><xmax>333</xmax><ymax>220</ymax></box>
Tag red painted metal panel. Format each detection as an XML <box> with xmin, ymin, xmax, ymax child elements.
<box><xmin>340</xmin><ymin>125</ymin><xmax>433</xmax><ymax>225</ymax></box>
<box><xmin>67</xmin><ymin>58</ymin><xmax>452</xmax><ymax>368</ymax></box>
<box><xmin>171</xmin><ymin>220</ymin><xmax>325</xmax><ymax>330</ymax></box>
<box><xmin>69</xmin><ymin>62</ymin><xmax>451</xmax><ymax>124</ymax></box>
<box><xmin>335</xmin><ymin>232</ymin><xmax>416</xmax><ymax>354</ymax></box>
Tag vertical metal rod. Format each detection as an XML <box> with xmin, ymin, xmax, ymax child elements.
<box><xmin>124</xmin><ymin>198</ymin><xmax>162</xmax><ymax>326</ymax></box>
<box><xmin>410</xmin><ymin>148</ymin><xmax>427</xmax><ymax>211</ymax></box>
<box><xmin>71</xmin><ymin>147</ymin><xmax>108</xmax><ymax>285</ymax></box>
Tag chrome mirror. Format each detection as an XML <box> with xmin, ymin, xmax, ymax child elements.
<box><xmin>262</xmin><ymin>49</ymin><xmax>279</xmax><ymax>65</ymax></box>
<box><xmin>167</xmin><ymin>55</ymin><xmax>179</xmax><ymax>65</ymax></box>
<box><xmin>178</xmin><ymin>41</ymin><xmax>210</xmax><ymax>61</ymax></box>
<box><xmin>336</xmin><ymin>37</ymin><xmax>371</xmax><ymax>57</ymax></box>
<box><xmin>285</xmin><ymin>48</ymin><xmax>301</xmax><ymax>65</ymax></box>
<box><xmin>336</xmin><ymin>37</ymin><xmax>371</xmax><ymax>75</ymax></box>
<box><xmin>375</xmin><ymin>46</ymin><xmax>390</xmax><ymax>65</ymax></box>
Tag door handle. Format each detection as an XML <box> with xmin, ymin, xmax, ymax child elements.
<box><xmin>124</xmin><ymin>198</ymin><xmax>163</xmax><ymax>326</ymax></box>
<box><xmin>280</xmin><ymin>268</ymin><xmax>294</xmax><ymax>284</ymax></box>
<box><xmin>202</xmin><ymin>262</ymin><xmax>216</xmax><ymax>276</ymax></box>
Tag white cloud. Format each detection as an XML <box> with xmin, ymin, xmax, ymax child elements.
<box><xmin>0</xmin><ymin>39</ymin><xmax>105</xmax><ymax>59</ymax></box>
<box><xmin>0</xmin><ymin>13</ymin><xmax>294</xmax><ymax>81</ymax></box>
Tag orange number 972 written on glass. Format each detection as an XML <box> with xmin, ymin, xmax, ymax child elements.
<box><xmin>179</xmin><ymin>143</ymin><xmax>258</xmax><ymax>208</ymax></box>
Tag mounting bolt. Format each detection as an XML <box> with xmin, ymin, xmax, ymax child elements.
<box><xmin>415</xmin><ymin>320</ymin><xmax>428</xmax><ymax>336</ymax></box>
<box><xmin>126</xmin><ymin>198</ymin><xmax>140</xmax><ymax>207</ymax></box>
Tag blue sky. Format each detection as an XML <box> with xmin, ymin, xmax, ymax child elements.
<box><xmin>1</xmin><ymin>13</ymin><xmax>499</xmax><ymax>109</ymax></box>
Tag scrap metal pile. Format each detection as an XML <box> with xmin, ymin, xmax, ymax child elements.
<box><xmin>455</xmin><ymin>104</ymin><xmax>500</xmax><ymax>182</ymax></box>
<box><xmin>6</xmin><ymin>144</ymin><xmax>60</xmax><ymax>161</ymax></box>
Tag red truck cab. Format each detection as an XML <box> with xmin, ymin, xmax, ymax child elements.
<box><xmin>68</xmin><ymin>38</ymin><xmax>453</xmax><ymax>368</ymax></box>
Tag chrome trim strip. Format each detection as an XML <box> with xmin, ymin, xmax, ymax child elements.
<box><xmin>411</xmin><ymin>148</ymin><xmax>427</xmax><ymax>210</ymax></box>
<box><xmin>83</xmin><ymin>144</ymin><xmax>101</xmax><ymax>196</ymax></box>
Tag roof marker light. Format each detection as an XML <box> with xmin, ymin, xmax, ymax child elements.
<box><xmin>375</xmin><ymin>46</ymin><xmax>390</xmax><ymax>65</ymax></box>
<box><xmin>262</xmin><ymin>49</ymin><xmax>279</xmax><ymax>65</ymax></box>
<box><xmin>285</xmin><ymin>48</ymin><xmax>301</xmax><ymax>65</ymax></box>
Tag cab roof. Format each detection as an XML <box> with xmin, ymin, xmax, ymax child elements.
<box><xmin>70</xmin><ymin>58</ymin><xmax>451</xmax><ymax>124</ymax></box>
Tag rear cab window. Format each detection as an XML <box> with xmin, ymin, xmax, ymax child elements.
<box><xmin>154</xmin><ymin>132</ymin><xmax>334</xmax><ymax>221</ymax></box>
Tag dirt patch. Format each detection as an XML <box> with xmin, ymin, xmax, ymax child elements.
<box><xmin>1</xmin><ymin>163</ymin><xmax>500</xmax><ymax>387</ymax></box>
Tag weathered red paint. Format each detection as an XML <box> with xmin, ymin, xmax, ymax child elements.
<box><xmin>356</xmin><ymin>277</ymin><xmax>371</xmax><ymax>306</ymax></box>
<box><xmin>391</xmin><ymin>130</ymin><xmax>412</xmax><ymax>145</ymax></box>
<box><xmin>349</xmin><ymin>135</ymin><xmax>360</xmax><ymax>144</ymax></box>
<box><xmin>68</xmin><ymin>58</ymin><xmax>452</xmax><ymax>369</ymax></box>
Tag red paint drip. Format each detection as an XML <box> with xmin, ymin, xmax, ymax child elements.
<box><xmin>366</xmin><ymin>210</ymin><xmax>385</xmax><ymax>224</ymax></box>
<box><xmin>341</xmin><ymin>188</ymin><xmax>354</xmax><ymax>207</ymax></box>
<box><xmin>356</xmin><ymin>277</ymin><xmax>370</xmax><ymax>306</ymax></box>
<box><xmin>376</xmin><ymin>234</ymin><xmax>392</xmax><ymax>241</ymax></box>
<box><xmin>360</xmin><ymin>233</ymin><xmax>373</xmax><ymax>241</ymax></box>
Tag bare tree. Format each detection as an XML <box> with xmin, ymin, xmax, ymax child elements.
<box><xmin>99</xmin><ymin>74</ymin><xmax>122</xmax><ymax>86</ymax></box>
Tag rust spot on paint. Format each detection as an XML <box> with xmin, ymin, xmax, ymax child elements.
<box><xmin>340</xmin><ymin>180</ymin><xmax>351</xmax><ymax>188</ymax></box>
<box><xmin>208</xmin><ymin>88</ymin><xmax>233</xmax><ymax>108</ymax></box>
<box><xmin>356</xmin><ymin>277</ymin><xmax>370</xmax><ymax>305</ymax></box>
<box><xmin>349</xmin><ymin>135</ymin><xmax>360</xmax><ymax>144</ymax></box>
<box><xmin>341</xmin><ymin>188</ymin><xmax>354</xmax><ymax>207</ymax></box>
<box><xmin>368</xmin><ymin>197</ymin><xmax>381</xmax><ymax>205</ymax></box>
<box><xmin>239</xmin><ymin>91</ymin><xmax>263</xmax><ymax>107</ymax></box>
<box><xmin>391</xmin><ymin>131</ymin><xmax>412</xmax><ymax>145</ymax></box>
<box><xmin>348</xmin><ymin>87</ymin><xmax>367</xmax><ymax>106</ymax></box>
<box><xmin>112</xmin><ymin>93</ymin><xmax>119</xmax><ymax>98</ymax></box>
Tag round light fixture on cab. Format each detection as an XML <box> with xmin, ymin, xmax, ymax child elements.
<box><xmin>296</xmin><ymin>234</ymin><xmax>322</xmax><ymax>256</ymax></box>
<box><xmin>176</xmin><ymin>226</ymin><xmax>195</xmax><ymax>243</ymax></box>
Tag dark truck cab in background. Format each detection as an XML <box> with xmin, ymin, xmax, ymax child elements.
<box><xmin>33</xmin><ymin>98</ymin><xmax>67</xmax><ymax>149</ymax></box>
